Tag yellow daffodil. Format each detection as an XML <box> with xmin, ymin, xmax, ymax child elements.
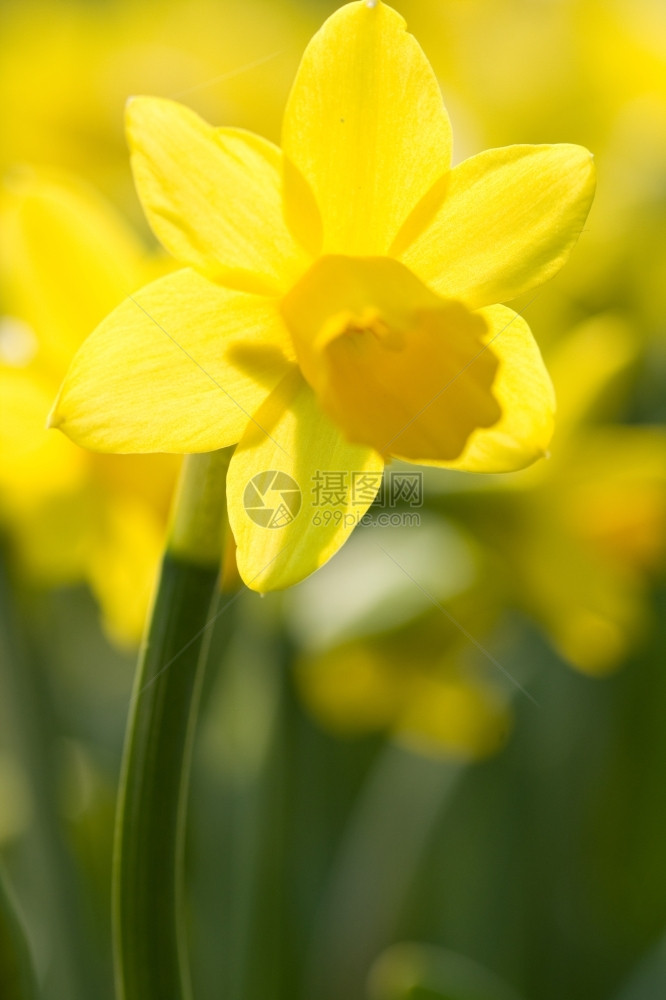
<box><xmin>293</xmin><ymin>314</ymin><xmax>665</xmax><ymax>759</ymax></box>
<box><xmin>399</xmin><ymin>0</ymin><xmax>666</xmax><ymax>340</ymax></box>
<box><xmin>432</xmin><ymin>316</ymin><xmax>666</xmax><ymax>676</ymax></box>
<box><xmin>296</xmin><ymin>631</ymin><xmax>511</xmax><ymax>761</ymax></box>
<box><xmin>1</xmin><ymin>170</ymin><xmax>178</xmax><ymax>643</ymax></box>
<box><xmin>0</xmin><ymin>0</ymin><xmax>312</xmax><ymax>202</ymax></box>
<box><xmin>504</xmin><ymin>318</ymin><xmax>666</xmax><ymax>674</ymax></box>
<box><xmin>51</xmin><ymin>0</ymin><xmax>595</xmax><ymax>592</ymax></box>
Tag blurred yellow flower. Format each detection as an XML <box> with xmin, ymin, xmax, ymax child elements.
<box><xmin>0</xmin><ymin>170</ymin><xmax>178</xmax><ymax>643</ymax></box>
<box><xmin>509</xmin><ymin>320</ymin><xmax>666</xmax><ymax>674</ymax></box>
<box><xmin>296</xmin><ymin>633</ymin><xmax>511</xmax><ymax>762</ymax></box>
<box><xmin>399</xmin><ymin>0</ymin><xmax>666</xmax><ymax>341</ymax></box>
<box><xmin>295</xmin><ymin>315</ymin><xmax>666</xmax><ymax>751</ymax></box>
<box><xmin>51</xmin><ymin>0</ymin><xmax>595</xmax><ymax>592</ymax></box>
<box><xmin>438</xmin><ymin>316</ymin><xmax>666</xmax><ymax>676</ymax></box>
<box><xmin>0</xmin><ymin>0</ymin><xmax>313</xmax><ymax>203</ymax></box>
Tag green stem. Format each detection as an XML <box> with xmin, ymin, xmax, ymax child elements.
<box><xmin>113</xmin><ymin>450</ymin><xmax>231</xmax><ymax>1000</ymax></box>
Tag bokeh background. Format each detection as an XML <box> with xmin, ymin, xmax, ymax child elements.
<box><xmin>1</xmin><ymin>1</ymin><xmax>666</xmax><ymax>998</ymax></box>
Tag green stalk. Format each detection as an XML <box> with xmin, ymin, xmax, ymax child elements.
<box><xmin>113</xmin><ymin>450</ymin><xmax>231</xmax><ymax>1000</ymax></box>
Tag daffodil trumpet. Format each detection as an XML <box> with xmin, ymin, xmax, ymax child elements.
<box><xmin>112</xmin><ymin>450</ymin><xmax>229</xmax><ymax>1000</ymax></box>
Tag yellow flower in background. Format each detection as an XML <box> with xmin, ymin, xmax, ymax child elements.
<box><xmin>0</xmin><ymin>171</ymin><xmax>178</xmax><ymax>643</ymax></box>
<box><xmin>0</xmin><ymin>0</ymin><xmax>313</xmax><ymax>203</ymax></box>
<box><xmin>293</xmin><ymin>317</ymin><xmax>666</xmax><ymax>749</ymax></box>
<box><xmin>523</xmin><ymin>429</ymin><xmax>666</xmax><ymax>674</ymax></box>
<box><xmin>398</xmin><ymin>0</ymin><xmax>666</xmax><ymax>342</ymax></box>
<box><xmin>505</xmin><ymin>319</ymin><xmax>666</xmax><ymax>674</ymax></box>
<box><xmin>51</xmin><ymin>0</ymin><xmax>595</xmax><ymax>592</ymax></box>
<box><xmin>296</xmin><ymin>630</ymin><xmax>511</xmax><ymax>761</ymax></box>
<box><xmin>433</xmin><ymin>316</ymin><xmax>666</xmax><ymax>676</ymax></box>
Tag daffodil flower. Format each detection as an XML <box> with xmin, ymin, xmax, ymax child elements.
<box><xmin>297</xmin><ymin>636</ymin><xmax>511</xmax><ymax>761</ymax></box>
<box><xmin>488</xmin><ymin>317</ymin><xmax>666</xmax><ymax>675</ymax></box>
<box><xmin>414</xmin><ymin>316</ymin><xmax>666</xmax><ymax>677</ymax></box>
<box><xmin>1</xmin><ymin>170</ymin><xmax>178</xmax><ymax>642</ymax></box>
<box><xmin>0</xmin><ymin>0</ymin><xmax>309</xmax><ymax>196</ymax></box>
<box><xmin>51</xmin><ymin>0</ymin><xmax>596</xmax><ymax>591</ymax></box>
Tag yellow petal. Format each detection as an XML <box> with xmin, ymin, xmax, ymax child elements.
<box><xmin>397</xmin><ymin>144</ymin><xmax>596</xmax><ymax>309</ymax></box>
<box><xmin>521</xmin><ymin>521</ymin><xmax>644</xmax><ymax>677</ymax></box>
<box><xmin>88</xmin><ymin>495</ymin><xmax>165</xmax><ymax>647</ymax></box>
<box><xmin>5</xmin><ymin>488</ymin><xmax>97</xmax><ymax>585</ymax></box>
<box><xmin>562</xmin><ymin>427</ymin><xmax>666</xmax><ymax>573</ymax></box>
<box><xmin>281</xmin><ymin>256</ymin><xmax>500</xmax><ymax>464</ymax></box>
<box><xmin>438</xmin><ymin>306</ymin><xmax>555</xmax><ymax>472</ymax></box>
<box><xmin>1</xmin><ymin>169</ymin><xmax>146</xmax><ymax>375</ymax></box>
<box><xmin>0</xmin><ymin>365</ymin><xmax>86</xmax><ymax>502</ymax></box>
<box><xmin>227</xmin><ymin>369</ymin><xmax>383</xmax><ymax>592</ymax></box>
<box><xmin>546</xmin><ymin>314</ymin><xmax>638</xmax><ymax>440</ymax></box>
<box><xmin>91</xmin><ymin>452</ymin><xmax>179</xmax><ymax>518</ymax></box>
<box><xmin>296</xmin><ymin>643</ymin><xmax>406</xmax><ymax>736</ymax></box>
<box><xmin>282</xmin><ymin>1</ymin><xmax>452</xmax><ymax>255</ymax></box>
<box><xmin>395</xmin><ymin>671</ymin><xmax>511</xmax><ymax>761</ymax></box>
<box><xmin>51</xmin><ymin>269</ymin><xmax>295</xmax><ymax>453</ymax></box>
<box><xmin>127</xmin><ymin>97</ymin><xmax>308</xmax><ymax>294</ymax></box>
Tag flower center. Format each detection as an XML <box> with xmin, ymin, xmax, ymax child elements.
<box><xmin>281</xmin><ymin>254</ymin><xmax>500</xmax><ymax>462</ymax></box>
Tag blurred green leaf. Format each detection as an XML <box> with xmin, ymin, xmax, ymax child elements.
<box><xmin>614</xmin><ymin>931</ymin><xmax>666</xmax><ymax>1000</ymax></box>
<box><xmin>368</xmin><ymin>942</ymin><xmax>525</xmax><ymax>1000</ymax></box>
<box><xmin>0</xmin><ymin>868</ymin><xmax>38</xmax><ymax>1000</ymax></box>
